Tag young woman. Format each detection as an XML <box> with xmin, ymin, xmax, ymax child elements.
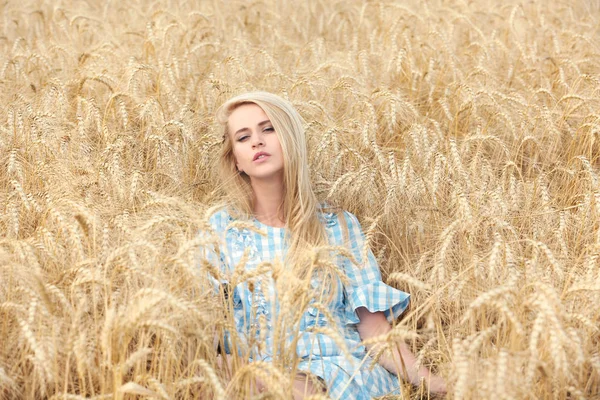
<box><xmin>204</xmin><ymin>92</ymin><xmax>446</xmax><ymax>398</ymax></box>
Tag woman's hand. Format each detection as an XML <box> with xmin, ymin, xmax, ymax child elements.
<box><xmin>424</xmin><ymin>373</ymin><xmax>447</xmax><ymax>394</ymax></box>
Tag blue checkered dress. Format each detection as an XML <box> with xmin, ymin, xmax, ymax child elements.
<box><xmin>202</xmin><ymin>206</ymin><xmax>410</xmax><ymax>399</ymax></box>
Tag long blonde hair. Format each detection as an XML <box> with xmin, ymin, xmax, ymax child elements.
<box><xmin>215</xmin><ymin>91</ymin><xmax>327</xmax><ymax>268</ymax></box>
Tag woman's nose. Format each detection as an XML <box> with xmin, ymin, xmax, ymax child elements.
<box><xmin>251</xmin><ymin>132</ymin><xmax>265</xmax><ymax>148</ymax></box>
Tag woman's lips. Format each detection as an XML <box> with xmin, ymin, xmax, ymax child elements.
<box><xmin>253</xmin><ymin>152</ymin><xmax>271</xmax><ymax>162</ymax></box>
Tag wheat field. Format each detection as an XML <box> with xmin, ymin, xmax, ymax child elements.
<box><xmin>1</xmin><ymin>0</ymin><xmax>599</xmax><ymax>398</ymax></box>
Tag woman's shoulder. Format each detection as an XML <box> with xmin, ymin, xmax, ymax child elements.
<box><xmin>317</xmin><ymin>203</ymin><xmax>361</xmax><ymax>231</ymax></box>
<box><xmin>318</xmin><ymin>203</ymin><xmax>360</xmax><ymax>219</ymax></box>
<box><xmin>206</xmin><ymin>204</ymin><xmax>244</xmax><ymax>232</ymax></box>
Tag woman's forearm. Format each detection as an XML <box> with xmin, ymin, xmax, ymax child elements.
<box><xmin>372</xmin><ymin>341</ymin><xmax>432</xmax><ymax>385</ymax></box>
<box><xmin>357</xmin><ymin>308</ymin><xmax>426</xmax><ymax>382</ymax></box>
<box><xmin>357</xmin><ymin>307</ymin><xmax>447</xmax><ymax>393</ymax></box>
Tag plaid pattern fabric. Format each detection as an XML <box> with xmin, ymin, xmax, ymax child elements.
<box><xmin>202</xmin><ymin>207</ymin><xmax>410</xmax><ymax>399</ymax></box>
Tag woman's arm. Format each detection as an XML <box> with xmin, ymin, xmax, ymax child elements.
<box><xmin>356</xmin><ymin>307</ymin><xmax>447</xmax><ymax>394</ymax></box>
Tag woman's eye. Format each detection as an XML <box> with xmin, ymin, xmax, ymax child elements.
<box><xmin>263</xmin><ymin>127</ymin><xmax>274</xmax><ymax>132</ymax></box>
<box><xmin>237</xmin><ymin>135</ymin><xmax>249</xmax><ymax>142</ymax></box>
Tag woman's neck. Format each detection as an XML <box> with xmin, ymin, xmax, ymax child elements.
<box><xmin>251</xmin><ymin>178</ymin><xmax>285</xmax><ymax>227</ymax></box>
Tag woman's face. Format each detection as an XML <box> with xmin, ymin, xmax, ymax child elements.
<box><xmin>228</xmin><ymin>103</ymin><xmax>284</xmax><ymax>182</ymax></box>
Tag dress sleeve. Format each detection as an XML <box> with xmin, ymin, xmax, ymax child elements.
<box><xmin>341</xmin><ymin>211</ymin><xmax>410</xmax><ymax>324</ymax></box>
<box><xmin>198</xmin><ymin>209</ymin><xmax>230</xmax><ymax>291</ymax></box>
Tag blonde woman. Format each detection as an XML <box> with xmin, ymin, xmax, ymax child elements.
<box><xmin>204</xmin><ymin>92</ymin><xmax>446</xmax><ymax>398</ymax></box>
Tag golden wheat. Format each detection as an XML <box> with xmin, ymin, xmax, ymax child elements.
<box><xmin>1</xmin><ymin>0</ymin><xmax>599</xmax><ymax>398</ymax></box>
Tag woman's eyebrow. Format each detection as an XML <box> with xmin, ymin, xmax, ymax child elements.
<box><xmin>233</xmin><ymin>120</ymin><xmax>271</xmax><ymax>136</ymax></box>
<box><xmin>234</xmin><ymin>127</ymin><xmax>250</xmax><ymax>136</ymax></box>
